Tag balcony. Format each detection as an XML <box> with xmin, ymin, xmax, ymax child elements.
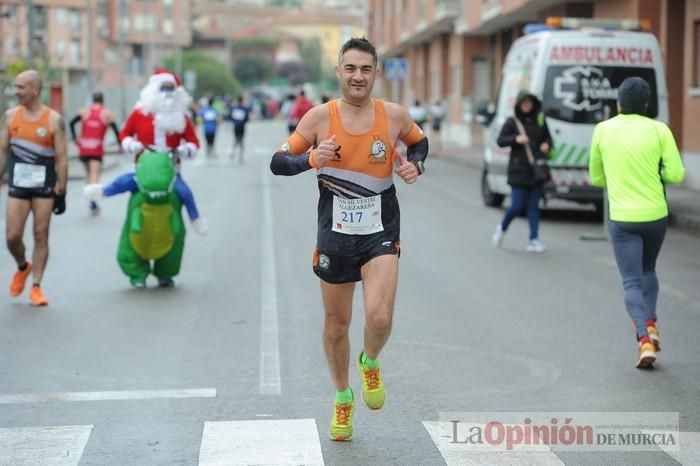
<box><xmin>436</xmin><ymin>0</ymin><xmax>462</xmax><ymax>20</ymax></box>
<box><xmin>481</xmin><ymin>0</ymin><xmax>502</xmax><ymax>22</ymax></box>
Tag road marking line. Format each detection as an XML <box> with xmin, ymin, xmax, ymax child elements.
<box><xmin>0</xmin><ymin>388</ymin><xmax>216</xmax><ymax>404</ymax></box>
<box><xmin>260</xmin><ymin>160</ymin><xmax>281</xmax><ymax>395</ymax></box>
<box><xmin>423</xmin><ymin>421</ymin><xmax>564</xmax><ymax>465</ymax></box>
<box><xmin>0</xmin><ymin>425</ymin><xmax>93</xmax><ymax>466</ymax></box>
<box><xmin>198</xmin><ymin>419</ymin><xmax>324</xmax><ymax>466</ymax></box>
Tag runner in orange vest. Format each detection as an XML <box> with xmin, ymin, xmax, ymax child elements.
<box><xmin>0</xmin><ymin>70</ymin><xmax>68</xmax><ymax>307</ymax></box>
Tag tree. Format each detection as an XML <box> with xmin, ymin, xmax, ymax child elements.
<box><xmin>233</xmin><ymin>56</ymin><xmax>274</xmax><ymax>85</ymax></box>
<box><xmin>299</xmin><ymin>38</ymin><xmax>322</xmax><ymax>83</ymax></box>
<box><xmin>164</xmin><ymin>51</ymin><xmax>240</xmax><ymax>98</ymax></box>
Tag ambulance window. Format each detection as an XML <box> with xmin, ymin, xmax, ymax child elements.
<box><xmin>542</xmin><ymin>66</ymin><xmax>658</xmax><ymax>123</ymax></box>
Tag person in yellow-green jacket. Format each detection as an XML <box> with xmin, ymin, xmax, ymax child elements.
<box><xmin>589</xmin><ymin>77</ymin><xmax>685</xmax><ymax>370</ymax></box>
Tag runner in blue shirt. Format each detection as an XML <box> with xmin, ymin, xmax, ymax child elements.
<box><xmin>198</xmin><ymin>99</ymin><xmax>219</xmax><ymax>157</ymax></box>
<box><xmin>229</xmin><ymin>95</ymin><xmax>251</xmax><ymax>164</ymax></box>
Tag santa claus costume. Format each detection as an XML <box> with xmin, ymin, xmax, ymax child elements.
<box><xmin>118</xmin><ymin>69</ymin><xmax>207</xmax><ymax>234</ymax></box>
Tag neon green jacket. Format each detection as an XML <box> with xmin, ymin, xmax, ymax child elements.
<box><xmin>589</xmin><ymin>114</ymin><xmax>685</xmax><ymax>222</ymax></box>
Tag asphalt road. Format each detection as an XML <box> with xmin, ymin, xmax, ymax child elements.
<box><xmin>0</xmin><ymin>120</ymin><xmax>698</xmax><ymax>465</ymax></box>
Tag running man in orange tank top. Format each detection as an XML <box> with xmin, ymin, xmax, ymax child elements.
<box><xmin>0</xmin><ymin>70</ymin><xmax>68</xmax><ymax>307</ymax></box>
<box><xmin>270</xmin><ymin>37</ymin><xmax>429</xmax><ymax>441</ymax></box>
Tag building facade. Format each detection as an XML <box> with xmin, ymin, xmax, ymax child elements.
<box><xmin>0</xmin><ymin>0</ymin><xmax>192</xmax><ymax>122</ymax></box>
<box><xmin>368</xmin><ymin>0</ymin><xmax>700</xmax><ymax>189</ymax></box>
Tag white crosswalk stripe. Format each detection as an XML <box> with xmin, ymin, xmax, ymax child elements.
<box><xmin>643</xmin><ymin>430</ymin><xmax>700</xmax><ymax>465</ymax></box>
<box><xmin>198</xmin><ymin>418</ymin><xmax>324</xmax><ymax>466</ymax></box>
<box><xmin>423</xmin><ymin>421</ymin><xmax>565</xmax><ymax>465</ymax></box>
<box><xmin>0</xmin><ymin>425</ymin><xmax>93</xmax><ymax>466</ymax></box>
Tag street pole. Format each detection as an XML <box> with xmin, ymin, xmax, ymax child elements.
<box><xmin>174</xmin><ymin>7</ymin><xmax>182</xmax><ymax>77</ymax></box>
<box><xmin>27</xmin><ymin>0</ymin><xmax>34</xmax><ymax>66</ymax></box>
<box><xmin>86</xmin><ymin>0</ymin><xmax>94</xmax><ymax>98</ymax></box>
<box><xmin>116</xmin><ymin>0</ymin><xmax>126</xmax><ymax>120</ymax></box>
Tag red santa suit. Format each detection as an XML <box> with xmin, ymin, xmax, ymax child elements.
<box><xmin>120</xmin><ymin>108</ymin><xmax>199</xmax><ymax>160</ymax></box>
<box><xmin>120</xmin><ymin>69</ymin><xmax>199</xmax><ymax>165</ymax></box>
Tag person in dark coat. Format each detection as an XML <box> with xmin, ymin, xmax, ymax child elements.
<box><xmin>492</xmin><ymin>92</ymin><xmax>552</xmax><ymax>252</ymax></box>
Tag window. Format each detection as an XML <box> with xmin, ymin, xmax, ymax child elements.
<box><xmin>69</xmin><ymin>9</ymin><xmax>81</xmax><ymax>32</ymax></box>
<box><xmin>162</xmin><ymin>19</ymin><xmax>174</xmax><ymax>36</ymax></box>
<box><xmin>70</xmin><ymin>40</ymin><xmax>82</xmax><ymax>65</ymax></box>
<box><xmin>4</xmin><ymin>36</ymin><xmax>17</xmax><ymax>56</ymax></box>
<box><xmin>694</xmin><ymin>21</ymin><xmax>700</xmax><ymax>87</ymax></box>
<box><xmin>120</xmin><ymin>17</ymin><xmax>130</xmax><ymax>34</ymax></box>
<box><xmin>55</xmin><ymin>41</ymin><xmax>66</xmax><ymax>59</ymax></box>
<box><xmin>543</xmin><ymin>65</ymin><xmax>659</xmax><ymax>122</ymax></box>
<box><xmin>55</xmin><ymin>8</ymin><xmax>66</xmax><ymax>25</ymax></box>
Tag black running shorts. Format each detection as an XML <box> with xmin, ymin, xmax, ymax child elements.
<box><xmin>312</xmin><ymin>239</ymin><xmax>400</xmax><ymax>284</ymax></box>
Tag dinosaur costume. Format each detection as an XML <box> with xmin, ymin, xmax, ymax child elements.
<box><xmin>98</xmin><ymin>150</ymin><xmax>186</xmax><ymax>287</ymax></box>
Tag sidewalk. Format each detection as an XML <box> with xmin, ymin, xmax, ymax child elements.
<box><xmin>432</xmin><ymin>144</ymin><xmax>700</xmax><ymax>236</ymax></box>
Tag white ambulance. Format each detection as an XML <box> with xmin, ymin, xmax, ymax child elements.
<box><xmin>479</xmin><ymin>17</ymin><xmax>669</xmax><ymax>210</ymax></box>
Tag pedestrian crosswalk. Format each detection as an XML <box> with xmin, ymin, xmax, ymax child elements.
<box><xmin>198</xmin><ymin>419</ymin><xmax>324</xmax><ymax>466</ymax></box>
<box><xmin>0</xmin><ymin>425</ymin><xmax>93</xmax><ymax>466</ymax></box>
<box><xmin>2</xmin><ymin>419</ymin><xmax>698</xmax><ymax>465</ymax></box>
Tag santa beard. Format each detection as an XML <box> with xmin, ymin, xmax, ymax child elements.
<box><xmin>138</xmin><ymin>84</ymin><xmax>191</xmax><ymax>133</ymax></box>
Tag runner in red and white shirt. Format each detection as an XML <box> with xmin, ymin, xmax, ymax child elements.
<box><xmin>70</xmin><ymin>92</ymin><xmax>120</xmax><ymax>214</ymax></box>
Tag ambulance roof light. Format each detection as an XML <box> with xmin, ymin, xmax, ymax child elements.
<box><xmin>544</xmin><ymin>17</ymin><xmax>651</xmax><ymax>32</ymax></box>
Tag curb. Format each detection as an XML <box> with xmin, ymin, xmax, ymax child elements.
<box><xmin>433</xmin><ymin>145</ymin><xmax>700</xmax><ymax>236</ymax></box>
<box><xmin>668</xmin><ymin>211</ymin><xmax>700</xmax><ymax>236</ymax></box>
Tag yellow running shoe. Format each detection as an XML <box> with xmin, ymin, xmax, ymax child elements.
<box><xmin>636</xmin><ymin>338</ymin><xmax>656</xmax><ymax>369</ymax></box>
<box><xmin>357</xmin><ymin>352</ymin><xmax>385</xmax><ymax>410</ymax></box>
<box><xmin>9</xmin><ymin>263</ymin><xmax>32</xmax><ymax>297</ymax></box>
<box><xmin>647</xmin><ymin>323</ymin><xmax>661</xmax><ymax>352</ymax></box>
<box><xmin>329</xmin><ymin>394</ymin><xmax>355</xmax><ymax>441</ymax></box>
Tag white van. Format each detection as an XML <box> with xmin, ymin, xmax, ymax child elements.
<box><xmin>479</xmin><ymin>17</ymin><xmax>669</xmax><ymax>210</ymax></box>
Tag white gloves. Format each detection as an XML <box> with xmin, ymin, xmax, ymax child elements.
<box><xmin>122</xmin><ymin>137</ymin><xmax>144</xmax><ymax>156</ymax></box>
<box><xmin>191</xmin><ymin>217</ymin><xmax>209</xmax><ymax>236</ymax></box>
<box><xmin>84</xmin><ymin>184</ymin><xmax>105</xmax><ymax>200</ymax></box>
<box><xmin>175</xmin><ymin>143</ymin><xmax>197</xmax><ymax>159</ymax></box>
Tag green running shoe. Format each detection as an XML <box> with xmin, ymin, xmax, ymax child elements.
<box><xmin>357</xmin><ymin>351</ymin><xmax>385</xmax><ymax>410</ymax></box>
<box><xmin>329</xmin><ymin>392</ymin><xmax>355</xmax><ymax>441</ymax></box>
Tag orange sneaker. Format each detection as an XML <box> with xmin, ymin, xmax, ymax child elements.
<box><xmin>29</xmin><ymin>285</ymin><xmax>49</xmax><ymax>307</ymax></box>
<box><xmin>9</xmin><ymin>263</ymin><xmax>32</xmax><ymax>297</ymax></box>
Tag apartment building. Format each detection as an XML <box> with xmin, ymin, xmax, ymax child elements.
<box><xmin>368</xmin><ymin>0</ymin><xmax>700</xmax><ymax>189</ymax></box>
<box><xmin>0</xmin><ymin>0</ymin><xmax>192</xmax><ymax>121</ymax></box>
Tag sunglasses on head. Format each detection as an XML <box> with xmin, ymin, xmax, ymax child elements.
<box><xmin>160</xmin><ymin>83</ymin><xmax>176</xmax><ymax>92</ymax></box>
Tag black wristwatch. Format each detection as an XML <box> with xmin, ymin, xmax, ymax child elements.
<box><xmin>412</xmin><ymin>160</ymin><xmax>425</xmax><ymax>175</ymax></box>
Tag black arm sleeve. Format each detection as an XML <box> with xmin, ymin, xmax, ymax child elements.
<box><xmin>270</xmin><ymin>151</ymin><xmax>314</xmax><ymax>176</ymax></box>
<box><xmin>497</xmin><ymin>118</ymin><xmax>517</xmax><ymax>147</ymax></box>
<box><xmin>69</xmin><ymin>115</ymin><xmax>81</xmax><ymax>141</ymax></box>
<box><xmin>109</xmin><ymin>122</ymin><xmax>121</xmax><ymax>145</ymax></box>
<box><xmin>406</xmin><ymin>137</ymin><xmax>429</xmax><ymax>163</ymax></box>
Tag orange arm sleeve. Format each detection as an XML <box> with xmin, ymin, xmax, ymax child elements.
<box><xmin>400</xmin><ymin>123</ymin><xmax>425</xmax><ymax>146</ymax></box>
<box><xmin>279</xmin><ymin>131</ymin><xmax>313</xmax><ymax>155</ymax></box>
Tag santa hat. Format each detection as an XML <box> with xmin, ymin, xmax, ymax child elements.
<box><xmin>148</xmin><ymin>68</ymin><xmax>182</xmax><ymax>88</ymax></box>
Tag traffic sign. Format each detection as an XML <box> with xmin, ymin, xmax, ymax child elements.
<box><xmin>384</xmin><ymin>58</ymin><xmax>407</xmax><ymax>81</ymax></box>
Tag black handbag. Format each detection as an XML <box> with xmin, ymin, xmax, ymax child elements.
<box><xmin>514</xmin><ymin>117</ymin><xmax>551</xmax><ymax>184</ymax></box>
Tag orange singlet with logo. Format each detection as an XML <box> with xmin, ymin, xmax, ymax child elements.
<box><xmin>314</xmin><ymin>99</ymin><xmax>400</xmax><ymax>254</ymax></box>
<box><xmin>8</xmin><ymin>106</ymin><xmax>57</xmax><ymax>196</ymax></box>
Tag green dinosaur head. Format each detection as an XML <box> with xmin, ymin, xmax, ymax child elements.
<box><xmin>135</xmin><ymin>150</ymin><xmax>176</xmax><ymax>204</ymax></box>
